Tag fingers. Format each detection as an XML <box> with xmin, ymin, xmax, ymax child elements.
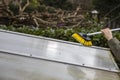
<box><xmin>101</xmin><ymin>28</ymin><xmax>110</xmax><ymax>33</ymax></box>
<box><xmin>101</xmin><ymin>28</ymin><xmax>113</xmax><ymax>41</ymax></box>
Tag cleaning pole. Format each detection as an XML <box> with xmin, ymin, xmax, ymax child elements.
<box><xmin>72</xmin><ymin>28</ymin><xmax>120</xmax><ymax>46</ymax></box>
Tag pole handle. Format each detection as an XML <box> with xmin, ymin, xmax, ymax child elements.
<box><xmin>87</xmin><ymin>28</ymin><xmax>120</xmax><ymax>36</ymax></box>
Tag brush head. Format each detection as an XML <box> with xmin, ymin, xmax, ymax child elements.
<box><xmin>72</xmin><ymin>33</ymin><xmax>92</xmax><ymax>46</ymax></box>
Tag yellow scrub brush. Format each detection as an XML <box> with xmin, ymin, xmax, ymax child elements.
<box><xmin>72</xmin><ymin>28</ymin><xmax>120</xmax><ymax>46</ymax></box>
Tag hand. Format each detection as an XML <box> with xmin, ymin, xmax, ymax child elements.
<box><xmin>101</xmin><ymin>28</ymin><xmax>113</xmax><ymax>41</ymax></box>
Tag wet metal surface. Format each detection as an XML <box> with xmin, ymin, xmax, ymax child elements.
<box><xmin>0</xmin><ymin>52</ymin><xmax>120</xmax><ymax>80</ymax></box>
<box><xmin>0</xmin><ymin>29</ymin><xmax>119</xmax><ymax>72</ymax></box>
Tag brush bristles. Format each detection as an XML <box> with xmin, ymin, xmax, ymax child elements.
<box><xmin>72</xmin><ymin>33</ymin><xmax>92</xmax><ymax>46</ymax></box>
